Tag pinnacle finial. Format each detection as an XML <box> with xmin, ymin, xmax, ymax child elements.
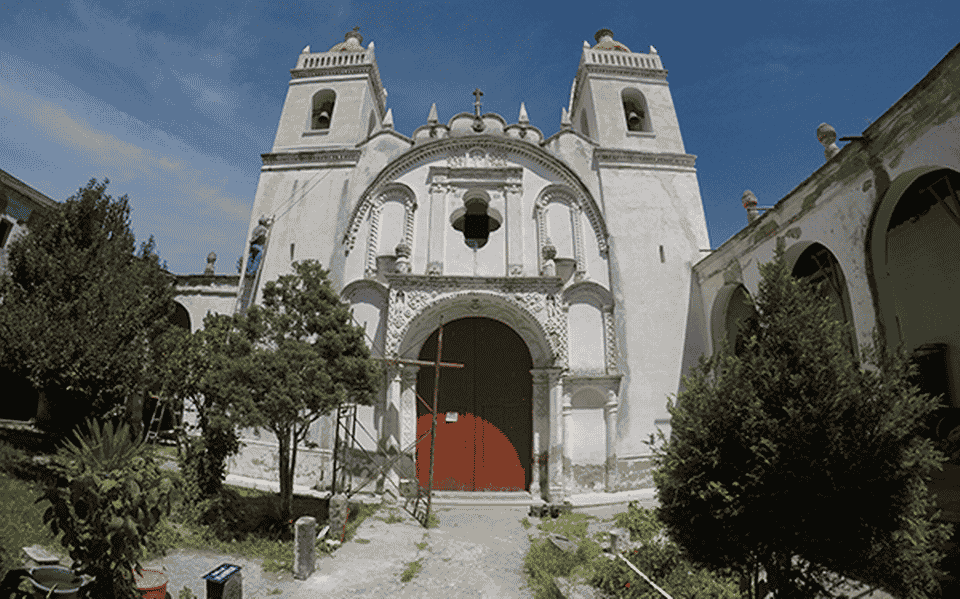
<box><xmin>383</xmin><ymin>108</ymin><xmax>394</xmax><ymax>130</ymax></box>
<box><xmin>583</xmin><ymin>40</ymin><xmax>590</xmax><ymax>49</ymax></box>
<box><xmin>428</xmin><ymin>103</ymin><xmax>438</xmax><ymax>124</ymax></box>
<box><xmin>301</xmin><ymin>45</ymin><xmax>311</xmax><ymax>54</ymax></box>
<box><xmin>518</xmin><ymin>102</ymin><xmax>529</xmax><ymax>124</ymax></box>
<box><xmin>561</xmin><ymin>107</ymin><xmax>571</xmax><ymax>129</ymax></box>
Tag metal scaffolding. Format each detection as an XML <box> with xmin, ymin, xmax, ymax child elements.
<box><xmin>330</xmin><ymin>316</ymin><xmax>462</xmax><ymax>527</ymax></box>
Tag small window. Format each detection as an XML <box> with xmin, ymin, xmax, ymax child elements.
<box><xmin>621</xmin><ymin>88</ymin><xmax>649</xmax><ymax>132</ymax></box>
<box><xmin>311</xmin><ymin>90</ymin><xmax>336</xmax><ymax>130</ymax></box>
<box><xmin>451</xmin><ymin>193</ymin><xmax>502</xmax><ymax>250</ymax></box>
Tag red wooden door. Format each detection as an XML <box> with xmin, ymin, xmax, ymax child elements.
<box><xmin>416</xmin><ymin>318</ymin><xmax>532</xmax><ymax>491</ymax></box>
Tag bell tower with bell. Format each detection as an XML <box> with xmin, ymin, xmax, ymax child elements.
<box><xmin>271</xmin><ymin>26</ymin><xmax>387</xmax><ymax>151</ymax></box>
<box><xmin>569</xmin><ymin>28</ymin><xmax>686</xmax><ymax>153</ymax></box>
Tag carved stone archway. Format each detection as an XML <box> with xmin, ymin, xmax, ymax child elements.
<box><xmin>379</xmin><ymin>273</ymin><xmax>570</xmax><ymax>500</ymax></box>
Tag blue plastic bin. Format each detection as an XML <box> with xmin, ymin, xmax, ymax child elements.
<box><xmin>202</xmin><ymin>563</ymin><xmax>241</xmax><ymax>599</ymax></box>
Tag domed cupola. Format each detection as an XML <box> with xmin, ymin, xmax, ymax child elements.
<box><xmin>591</xmin><ymin>28</ymin><xmax>630</xmax><ymax>52</ymax></box>
<box><xmin>328</xmin><ymin>26</ymin><xmax>365</xmax><ymax>52</ymax></box>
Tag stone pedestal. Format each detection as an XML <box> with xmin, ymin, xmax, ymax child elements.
<box><xmin>328</xmin><ymin>494</ymin><xmax>349</xmax><ymax>542</ymax></box>
<box><xmin>608</xmin><ymin>528</ymin><xmax>631</xmax><ymax>554</ymax></box>
<box><xmin>294</xmin><ymin>516</ymin><xmax>317</xmax><ymax>580</ymax></box>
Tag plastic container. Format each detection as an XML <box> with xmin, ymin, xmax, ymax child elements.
<box><xmin>28</xmin><ymin>566</ymin><xmax>85</xmax><ymax>599</ymax></box>
<box><xmin>203</xmin><ymin>563</ymin><xmax>242</xmax><ymax>599</ymax></box>
<box><xmin>134</xmin><ymin>568</ymin><xmax>169</xmax><ymax>599</ymax></box>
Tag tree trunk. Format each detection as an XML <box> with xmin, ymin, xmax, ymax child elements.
<box><xmin>277</xmin><ymin>426</ymin><xmax>293</xmax><ymax>522</ymax></box>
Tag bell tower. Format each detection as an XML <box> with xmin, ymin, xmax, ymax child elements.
<box><xmin>570</xmin><ymin>29</ymin><xmax>685</xmax><ymax>153</ymax></box>
<box><xmin>271</xmin><ymin>27</ymin><xmax>387</xmax><ymax>151</ymax></box>
<box><xmin>567</xmin><ymin>29</ymin><xmax>710</xmax><ymax>461</ymax></box>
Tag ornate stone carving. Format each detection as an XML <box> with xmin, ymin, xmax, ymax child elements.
<box><xmin>345</xmin><ymin>139</ymin><xmax>610</xmax><ymax>265</ymax></box>
<box><xmin>447</xmin><ymin>148</ymin><xmax>509</xmax><ymax>169</ymax></box>
<box><xmin>426</xmin><ymin>261</ymin><xmax>443</xmax><ymax>276</ymax></box>
<box><xmin>508</xmin><ymin>264</ymin><xmax>523</xmax><ymax>277</ymax></box>
<box><xmin>603</xmin><ymin>305</ymin><xmax>620</xmax><ymax>374</ymax></box>
<box><xmin>365</xmin><ymin>203</ymin><xmax>382</xmax><ymax>278</ymax></box>
<box><xmin>384</xmin><ymin>276</ymin><xmax>568</xmax><ymax>368</ymax></box>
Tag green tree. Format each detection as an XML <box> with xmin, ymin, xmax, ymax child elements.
<box><xmin>234</xmin><ymin>260</ymin><xmax>381</xmax><ymax>521</ymax></box>
<box><xmin>654</xmin><ymin>243</ymin><xmax>952</xmax><ymax>599</ymax></box>
<box><xmin>0</xmin><ymin>179</ymin><xmax>175</xmax><ymax>438</ymax></box>
<box><xmin>151</xmin><ymin>314</ymin><xmax>250</xmax><ymax>504</ymax></box>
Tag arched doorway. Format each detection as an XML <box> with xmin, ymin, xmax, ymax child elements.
<box><xmin>415</xmin><ymin>317</ymin><xmax>533</xmax><ymax>491</ymax></box>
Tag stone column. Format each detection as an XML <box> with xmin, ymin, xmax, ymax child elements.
<box><xmin>505</xmin><ymin>183</ymin><xmax>524</xmax><ymax>276</ymax></box>
<box><xmin>604</xmin><ymin>390</ymin><xmax>619</xmax><ymax>492</ymax></box>
<box><xmin>530</xmin><ymin>369</ymin><xmax>551</xmax><ymax>501</ymax></box>
<box><xmin>562</xmin><ymin>391</ymin><xmax>573</xmax><ymax>495</ymax></box>
<box><xmin>399</xmin><ymin>365</ymin><xmax>420</xmax><ymax>482</ymax></box>
<box><xmin>378</xmin><ymin>364</ymin><xmax>402</xmax><ymax>494</ymax></box>
<box><xmin>547</xmin><ymin>369</ymin><xmax>565</xmax><ymax>502</ymax></box>
<box><xmin>426</xmin><ymin>183</ymin><xmax>447</xmax><ymax>275</ymax></box>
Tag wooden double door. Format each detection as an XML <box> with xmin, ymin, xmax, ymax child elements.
<box><xmin>416</xmin><ymin>317</ymin><xmax>533</xmax><ymax>491</ymax></box>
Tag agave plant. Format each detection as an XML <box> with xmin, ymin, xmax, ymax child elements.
<box><xmin>37</xmin><ymin>418</ymin><xmax>173</xmax><ymax>599</ymax></box>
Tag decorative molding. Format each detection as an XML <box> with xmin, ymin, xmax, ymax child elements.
<box><xmin>593</xmin><ymin>149</ymin><xmax>696</xmax><ymax>169</ymax></box>
<box><xmin>426</xmin><ymin>261</ymin><xmax>443</xmax><ymax>276</ymax></box>
<box><xmin>261</xmin><ymin>149</ymin><xmax>362</xmax><ymax>168</ymax></box>
<box><xmin>341</xmin><ymin>137</ymin><xmax>609</xmax><ymax>262</ymax></box>
<box><xmin>508</xmin><ymin>264</ymin><xmax>523</xmax><ymax>277</ymax></box>
<box><xmin>364</xmin><ymin>203</ymin><xmax>382</xmax><ymax>278</ymax></box>
<box><xmin>582</xmin><ymin>64</ymin><xmax>668</xmax><ymax>81</ymax></box>
<box><xmin>347</xmin><ymin>183</ymin><xmax>417</xmax><ymax>256</ymax></box>
<box><xmin>384</xmin><ymin>275</ymin><xmax>567</xmax><ymax>368</ymax></box>
<box><xmin>447</xmin><ymin>147</ymin><xmax>509</xmax><ymax>168</ymax></box>
<box><xmin>602</xmin><ymin>305</ymin><xmax>620</xmax><ymax>374</ymax></box>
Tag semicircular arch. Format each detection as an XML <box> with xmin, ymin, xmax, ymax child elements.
<box><xmin>396</xmin><ymin>291</ymin><xmax>558</xmax><ymax>369</ymax></box>
<box><xmin>343</xmin><ymin>137</ymin><xmax>608</xmax><ymax>258</ymax></box>
<box><xmin>867</xmin><ymin>165</ymin><xmax>960</xmax><ymax>349</ymax></box>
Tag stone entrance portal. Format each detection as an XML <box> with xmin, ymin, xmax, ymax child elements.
<box><xmin>415</xmin><ymin>317</ymin><xmax>533</xmax><ymax>491</ymax></box>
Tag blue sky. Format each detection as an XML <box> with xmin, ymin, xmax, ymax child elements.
<box><xmin>0</xmin><ymin>0</ymin><xmax>957</xmax><ymax>275</ymax></box>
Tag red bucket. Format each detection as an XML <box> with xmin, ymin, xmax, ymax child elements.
<box><xmin>133</xmin><ymin>569</ymin><xmax>168</xmax><ymax>599</ymax></box>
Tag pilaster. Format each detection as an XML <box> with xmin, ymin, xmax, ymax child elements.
<box><xmin>604</xmin><ymin>389</ymin><xmax>619</xmax><ymax>492</ymax></box>
<box><xmin>427</xmin><ymin>183</ymin><xmax>447</xmax><ymax>275</ymax></box>
<box><xmin>562</xmin><ymin>390</ymin><xmax>574</xmax><ymax>495</ymax></box>
<box><xmin>505</xmin><ymin>183</ymin><xmax>524</xmax><ymax>276</ymax></box>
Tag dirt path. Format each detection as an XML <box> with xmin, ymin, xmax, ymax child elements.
<box><xmin>293</xmin><ymin>505</ymin><xmax>539</xmax><ymax>599</ymax></box>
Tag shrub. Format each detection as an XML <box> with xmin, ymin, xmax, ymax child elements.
<box><xmin>590</xmin><ymin>502</ymin><xmax>739</xmax><ymax>599</ymax></box>
<box><xmin>36</xmin><ymin>418</ymin><xmax>173</xmax><ymax>599</ymax></box>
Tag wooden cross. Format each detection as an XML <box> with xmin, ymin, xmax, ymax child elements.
<box><xmin>472</xmin><ymin>88</ymin><xmax>483</xmax><ymax>116</ymax></box>
<box><xmin>373</xmin><ymin>324</ymin><xmax>463</xmax><ymax>525</ymax></box>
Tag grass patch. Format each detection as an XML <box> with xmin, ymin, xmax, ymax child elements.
<box><xmin>0</xmin><ymin>472</ymin><xmax>66</xmax><ymax>575</ymax></box>
<box><xmin>400</xmin><ymin>558</ymin><xmax>423</xmax><ymax>582</ymax></box>
<box><xmin>355</xmin><ymin>538</ymin><xmax>371</xmax><ymax>544</ymax></box>
<box><xmin>415</xmin><ymin>541</ymin><xmax>428</xmax><ymax>551</ymax></box>
<box><xmin>380</xmin><ymin>511</ymin><xmax>405</xmax><ymax>524</ymax></box>
<box><xmin>520</xmin><ymin>517</ymin><xmax>532</xmax><ymax>529</ymax></box>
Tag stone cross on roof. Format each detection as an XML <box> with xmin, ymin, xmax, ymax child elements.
<box><xmin>472</xmin><ymin>88</ymin><xmax>483</xmax><ymax>116</ymax></box>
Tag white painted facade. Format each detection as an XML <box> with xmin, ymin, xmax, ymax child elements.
<box><xmin>218</xmin><ymin>28</ymin><xmax>710</xmax><ymax>500</ymax></box>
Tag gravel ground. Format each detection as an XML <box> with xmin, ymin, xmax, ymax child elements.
<box><xmin>292</xmin><ymin>504</ymin><xmax>541</xmax><ymax>599</ymax></box>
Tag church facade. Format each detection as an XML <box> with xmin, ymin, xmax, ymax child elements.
<box><xmin>214</xmin><ymin>27</ymin><xmax>710</xmax><ymax>501</ymax></box>
<box><xmin>178</xmin><ymin>28</ymin><xmax>960</xmax><ymax>504</ymax></box>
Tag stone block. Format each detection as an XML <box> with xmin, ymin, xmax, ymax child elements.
<box><xmin>328</xmin><ymin>494</ymin><xmax>349</xmax><ymax>542</ymax></box>
<box><xmin>294</xmin><ymin>516</ymin><xmax>316</xmax><ymax>580</ymax></box>
<box><xmin>547</xmin><ymin>533</ymin><xmax>578</xmax><ymax>555</ymax></box>
<box><xmin>608</xmin><ymin>528</ymin><xmax>631</xmax><ymax>554</ymax></box>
